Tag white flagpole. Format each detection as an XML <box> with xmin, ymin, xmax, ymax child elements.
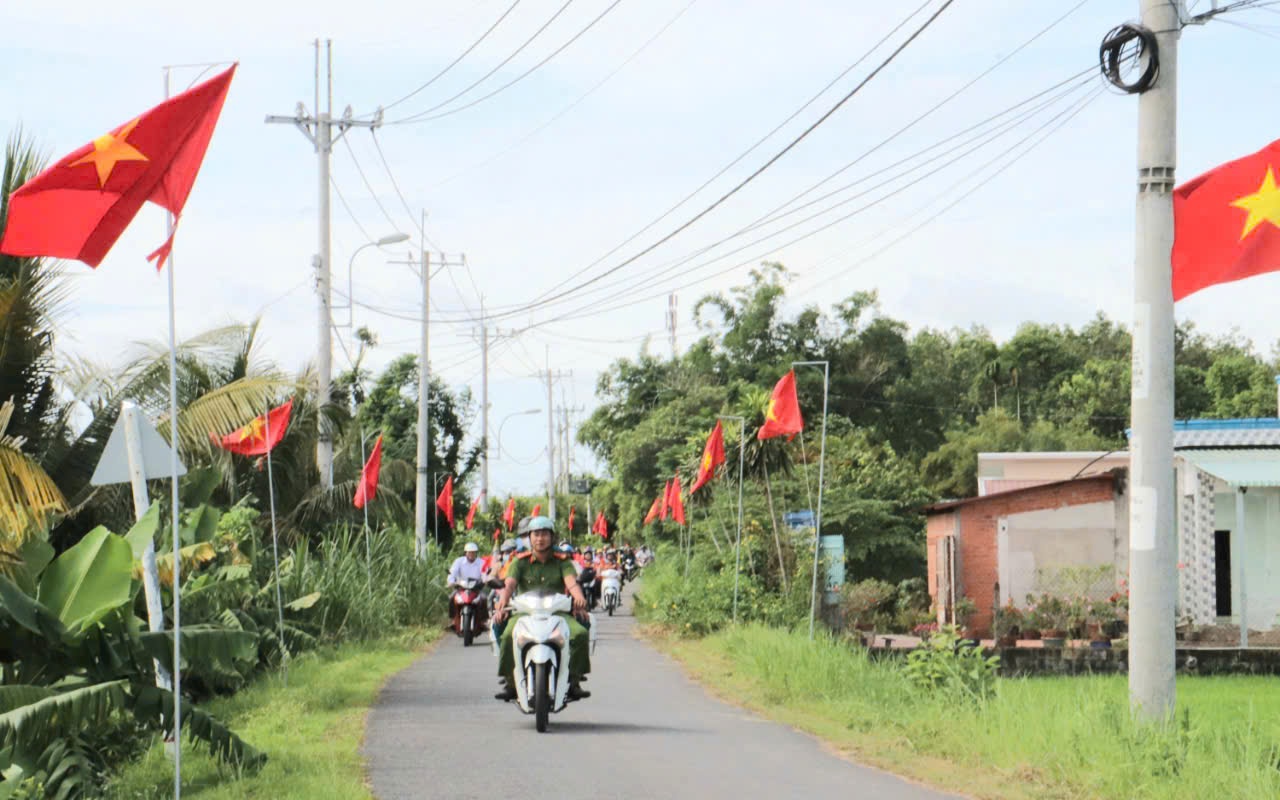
<box><xmin>793</xmin><ymin>360</ymin><xmax>830</xmax><ymax>640</ymax></box>
<box><xmin>262</xmin><ymin>407</ymin><xmax>289</xmax><ymax>685</ymax></box>
<box><xmin>361</xmin><ymin>430</ymin><xmax>372</xmax><ymax>594</ymax></box>
<box><xmin>719</xmin><ymin>415</ymin><xmax>746</xmax><ymax>624</ymax></box>
<box><xmin>160</xmin><ymin>68</ymin><xmax>185</xmax><ymax>800</ymax></box>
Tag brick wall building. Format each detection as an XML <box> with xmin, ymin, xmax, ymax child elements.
<box><xmin>925</xmin><ymin>473</ymin><xmax>1121</xmax><ymax>637</ymax></box>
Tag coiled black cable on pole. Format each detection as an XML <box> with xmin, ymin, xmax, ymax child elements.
<box><xmin>1100</xmin><ymin>23</ymin><xmax>1158</xmax><ymax>94</ymax></box>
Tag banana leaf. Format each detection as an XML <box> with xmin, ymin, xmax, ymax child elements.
<box><xmin>126</xmin><ymin>683</ymin><xmax>265</xmax><ymax>769</ymax></box>
<box><xmin>36</xmin><ymin>528</ymin><xmax>132</xmax><ymax>634</ymax></box>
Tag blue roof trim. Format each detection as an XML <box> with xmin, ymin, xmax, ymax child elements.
<box><xmin>1172</xmin><ymin>419</ymin><xmax>1280</xmax><ymax>431</ymax></box>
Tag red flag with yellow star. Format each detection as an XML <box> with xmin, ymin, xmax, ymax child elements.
<box><xmin>690</xmin><ymin>420</ymin><xmax>725</xmax><ymax>494</ymax></box>
<box><xmin>758</xmin><ymin>370</ymin><xmax>803</xmax><ymax>440</ymax></box>
<box><xmin>436</xmin><ymin>476</ymin><xmax>455</xmax><ymax>527</ymax></box>
<box><xmin>0</xmin><ymin>65</ymin><xmax>236</xmax><ymax>270</ymax></box>
<box><xmin>354</xmin><ymin>435</ymin><xmax>383</xmax><ymax>509</ymax></box>
<box><xmin>214</xmin><ymin>399</ymin><xmax>293</xmax><ymax>457</ymax></box>
<box><xmin>1173</xmin><ymin>140</ymin><xmax>1280</xmax><ymax>300</ymax></box>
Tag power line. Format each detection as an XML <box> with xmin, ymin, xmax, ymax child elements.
<box><xmin>391</xmin><ymin>0</ymin><xmax>627</xmax><ymax>125</ymax></box>
<box><xmin>376</xmin><ymin>0</ymin><xmax>525</xmax><ymax>114</ymax></box>
<box><xmin>369</xmin><ymin>131</ymin><xmax>440</xmax><ymax>249</ymax></box>
<box><xmin>513</xmin><ymin>0</ymin><xmax>940</xmax><ymax>313</ymax></box>
<box><xmin>387</xmin><ymin>0</ymin><xmax>577</xmax><ymax>124</ymax></box>
<box><xmin>431</xmin><ymin>0</ymin><xmax>698</xmax><ymax>188</ymax></box>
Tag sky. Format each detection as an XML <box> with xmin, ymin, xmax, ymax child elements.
<box><xmin>4</xmin><ymin>0</ymin><xmax>1280</xmax><ymax>498</ymax></box>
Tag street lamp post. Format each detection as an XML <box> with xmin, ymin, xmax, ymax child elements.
<box><xmin>494</xmin><ymin>408</ymin><xmax>542</xmax><ymax>462</ymax></box>
<box><xmin>336</xmin><ymin>232</ymin><xmax>411</xmax><ymax>331</ymax></box>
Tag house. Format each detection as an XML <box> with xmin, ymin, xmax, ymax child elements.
<box><xmin>926</xmin><ymin>418</ymin><xmax>1280</xmax><ymax>644</ymax></box>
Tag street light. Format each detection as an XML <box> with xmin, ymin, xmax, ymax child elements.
<box><xmin>337</xmin><ymin>232</ymin><xmax>411</xmax><ymax>328</ymax></box>
<box><xmin>494</xmin><ymin>408</ymin><xmax>541</xmax><ymax>461</ymax></box>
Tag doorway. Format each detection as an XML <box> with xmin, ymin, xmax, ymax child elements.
<box><xmin>1214</xmin><ymin>530</ymin><xmax>1232</xmax><ymax>617</ymax></box>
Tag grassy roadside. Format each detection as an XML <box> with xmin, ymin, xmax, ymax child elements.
<box><xmin>651</xmin><ymin>624</ymin><xmax>1280</xmax><ymax>800</ymax></box>
<box><xmin>106</xmin><ymin>628</ymin><xmax>438</xmax><ymax>799</ymax></box>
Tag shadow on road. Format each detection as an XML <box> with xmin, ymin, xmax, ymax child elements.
<box><xmin>548</xmin><ymin>720</ymin><xmax>701</xmax><ymax>736</ymax></box>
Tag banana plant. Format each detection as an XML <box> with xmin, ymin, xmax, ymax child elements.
<box><xmin>0</xmin><ymin>528</ymin><xmax>263</xmax><ymax>798</ymax></box>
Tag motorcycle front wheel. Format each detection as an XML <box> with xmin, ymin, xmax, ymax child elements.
<box><xmin>462</xmin><ymin>609</ymin><xmax>474</xmax><ymax>647</ymax></box>
<box><xmin>533</xmin><ymin>662</ymin><xmax>550</xmax><ymax>732</ymax></box>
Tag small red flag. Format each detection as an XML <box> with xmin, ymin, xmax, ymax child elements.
<box><xmin>593</xmin><ymin>512</ymin><xmax>610</xmax><ymax>540</ymax></box>
<box><xmin>670</xmin><ymin>476</ymin><xmax>686</xmax><ymax>526</ymax></box>
<box><xmin>465</xmin><ymin>499</ymin><xmax>479</xmax><ymax>530</ymax></box>
<box><xmin>354</xmin><ymin>435</ymin><xmax>383</xmax><ymax>509</ymax></box>
<box><xmin>1173</xmin><ymin>139</ymin><xmax>1280</xmax><ymax>300</ymax></box>
<box><xmin>493</xmin><ymin>526</ymin><xmax>502</xmax><ymax>543</ymax></box>
<box><xmin>691</xmin><ymin>420</ymin><xmax>726</xmax><ymax>494</ymax></box>
<box><xmin>758</xmin><ymin>370</ymin><xmax>804</xmax><ymax>440</ymax></box>
<box><xmin>215</xmin><ymin>399</ymin><xmax>293</xmax><ymax>457</ymax></box>
<box><xmin>660</xmin><ymin>479</ymin><xmax>673</xmax><ymax>521</ymax></box>
<box><xmin>531</xmin><ymin>503</ymin><xmax>542</xmax><ymax>517</ymax></box>
<box><xmin>643</xmin><ymin>496</ymin><xmax>661</xmax><ymax>525</ymax></box>
<box><xmin>567</xmin><ymin>505</ymin><xmax>576</xmax><ymax>532</ymax></box>
<box><xmin>503</xmin><ymin>497</ymin><xmax>516</xmax><ymax>531</ymax></box>
<box><xmin>0</xmin><ymin>65</ymin><xmax>236</xmax><ymax>270</ymax></box>
<box><xmin>436</xmin><ymin>476</ymin><xmax>455</xmax><ymax>527</ymax></box>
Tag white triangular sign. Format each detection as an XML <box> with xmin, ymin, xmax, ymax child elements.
<box><xmin>90</xmin><ymin>406</ymin><xmax>187</xmax><ymax>486</ymax></box>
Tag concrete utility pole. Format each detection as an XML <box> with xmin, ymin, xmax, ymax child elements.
<box><xmin>666</xmin><ymin>293</ymin><xmax>678</xmax><ymax>358</ymax></box>
<box><xmin>266</xmin><ymin>39</ymin><xmax>382</xmax><ymax>488</ymax></box>
<box><xmin>540</xmin><ymin>348</ymin><xmax>572</xmax><ymax>523</ymax></box>
<box><xmin>479</xmin><ymin>313</ymin><xmax>490</xmax><ymax>509</ymax></box>
<box><xmin>1126</xmin><ymin>0</ymin><xmax>1181</xmax><ymax>721</ymax></box>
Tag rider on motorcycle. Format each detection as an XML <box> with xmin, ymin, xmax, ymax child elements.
<box><xmin>492</xmin><ymin>516</ymin><xmax>591</xmax><ymax>702</ymax></box>
<box><xmin>447</xmin><ymin>542</ymin><xmax>486</xmax><ymax>629</ymax></box>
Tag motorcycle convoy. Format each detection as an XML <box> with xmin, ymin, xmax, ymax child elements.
<box><xmin>447</xmin><ymin>530</ymin><xmax>645</xmax><ymax>733</ymax></box>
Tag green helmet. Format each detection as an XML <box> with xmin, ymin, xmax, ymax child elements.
<box><xmin>527</xmin><ymin>515</ymin><xmax>555</xmax><ymax>533</ymax></box>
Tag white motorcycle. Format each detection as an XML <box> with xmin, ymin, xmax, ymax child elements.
<box><xmin>493</xmin><ymin>591</ymin><xmax>597</xmax><ymax>732</ymax></box>
<box><xmin>600</xmin><ymin>567</ymin><xmax>623</xmax><ymax>617</ymax></box>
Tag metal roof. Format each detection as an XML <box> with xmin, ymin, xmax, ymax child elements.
<box><xmin>1180</xmin><ymin>449</ymin><xmax>1280</xmax><ymax>487</ymax></box>
<box><xmin>1171</xmin><ymin>419</ymin><xmax>1280</xmax><ymax>449</ymax></box>
<box><xmin>923</xmin><ymin>472</ymin><xmax>1117</xmax><ymax>514</ymax></box>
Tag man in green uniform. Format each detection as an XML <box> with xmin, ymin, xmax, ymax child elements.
<box><xmin>492</xmin><ymin>516</ymin><xmax>591</xmax><ymax>701</ymax></box>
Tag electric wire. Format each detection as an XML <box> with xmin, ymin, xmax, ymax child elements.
<box><xmin>387</xmin><ymin>0</ymin><xmax>577</xmax><ymax>124</ymax></box>
<box><xmin>431</xmin><ymin>0</ymin><xmax>698</xmax><ymax>188</ymax></box>
<box><xmin>370</xmin><ymin>130</ymin><xmax>440</xmax><ymax>249</ymax></box>
<box><xmin>341</xmin><ymin>137</ymin><xmax>405</xmax><ymax>235</ymax></box>
<box><xmin>376</xmin><ymin>0</ymin><xmax>525</xmax><ymax>114</ymax></box>
<box><xmin>391</xmin><ymin>0</ymin><xmax>627</xmax><ymax>125</ymax></box>
<box><xmin>512</xmin><ymin>0</ymin><xmax>940</xmax><ymax>313</ymax></box>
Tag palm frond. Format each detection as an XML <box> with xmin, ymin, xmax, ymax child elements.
<box><xmin>0</xmin><ymin>400</ymin><xmax>67</xmax><ymax>544</ymax></box>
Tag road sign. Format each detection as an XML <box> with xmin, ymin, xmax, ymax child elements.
<box><xmin>820</xmin><ymin>534</ymin><xmax>844</xmax><ymax>606</ymax></box>
<box><xmin>90</xmin><ymin>405</ymin><xmax>186</xmax><ymax>486</ymax></box>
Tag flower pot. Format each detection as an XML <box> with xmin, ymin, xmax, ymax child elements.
<box><xmin>1021</xmin><ymin>628</ymin><xmax>1042</xmax><ymax>641</ymax></box>
<box><xmin>996</xmin><ymin>634</ymin><xmax>1019</xmax><ymax>648</ymax></box>
<box><xmin>1042</xmin><ymin>637</ymin><xmax>1066</xmax><ymax>648</ymax></box>
<box><xmin>1089</xmin><ymin>638</ymin><xmax>1112</xmax><ymax>650</ymax></box>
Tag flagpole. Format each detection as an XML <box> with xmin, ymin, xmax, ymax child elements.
<box><xmin>262</xmin><ymin>407</ymin><xmax>289</xmax><ymax>685</ymax></box>
<box><xmin>361</xmin><ymin>430</ymin><xmax>372</xmax><ymax>595</ymax></box>
<box><xmin>160</xmin><ymin>68</ymin><xmax>186</xmax><ymax>800</ymax></box>
<box><xmin>793</xmin><ymin>360</ymin><xmax>830</xmax><ymax>640</ymax></box>
<box><xmin>719</xmin><ymin>415</ymin><xmax>746</xmax><ymax>624</ymax></box>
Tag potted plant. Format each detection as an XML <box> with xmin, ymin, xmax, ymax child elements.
<box><xmin>1088</xmin><ymin>598</ymin><xmax>1117</xmax><ymax>649</ymax></box>
<box><xmin>1031</xmin><ymin>593</ymin><xmax>1069</xmax><ymax>646</ymax></box>
<box><xmin>841</xmin><ymin>579</ymin><xmax>894</xmax><ymax>636</ymax></box>
<box><xmin>954</xmin><ymin>596</ymin><xmax>979</xmax><ymax>642</ymax></box>
<box><xmin>993</xmin><ymin>598</ymin><xmax>1023</xmax><ymax>648</ymax></box>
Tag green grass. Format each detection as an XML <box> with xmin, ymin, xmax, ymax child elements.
<box><xmin>660</xmin><ymin>625</ymin><xmax>1280</xmax><ymax>800</ymax></box>
<box><xmin>106</xmin><ymin>628</ymin><xmax>437</xmax><ymax>799</ymax></box>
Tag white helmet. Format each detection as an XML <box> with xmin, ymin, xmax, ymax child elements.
<box><xmin>463</xmin><ymin>542</ymin><xmax>479</xmax><ymax>553</ymax></box>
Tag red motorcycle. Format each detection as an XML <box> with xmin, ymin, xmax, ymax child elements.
<box><xmin>450</xmin><ymin>577</ymin><xmax>489</xmax><ymax>646</ymax></box>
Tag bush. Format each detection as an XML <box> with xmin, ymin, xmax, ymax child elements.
<box><xmin>840</xmin><ymin>579</ymin><xmax>896</xmax><ymax>630</ymax></box>
<box><xmin>904</xmin><ymin>626</ymin><xmax>1000</xmax><ymax>701</ymax></box>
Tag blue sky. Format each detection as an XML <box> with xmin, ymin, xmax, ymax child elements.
<box><xmin>4</xmin><ymin>0</ymin><xmax>1280</xmax><ymax>497</ymax></box>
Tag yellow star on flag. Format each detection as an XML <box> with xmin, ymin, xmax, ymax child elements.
<box><xmin>765</xmin><ymin>398</ymin><xmax>778</xmax><ymax>421</ymax></box>
<box><xmin>70</xmin><ymin>118</ymin><xmax>149</xmax><ymax>188</ymax></box>
<box><xmin>1230</xmin><ymin>166</ymin><xmax>1280</xmax><ymax>240</ymax></box>
<box><xmin>238</xmin><ymin>416</ymin><xmax>266</xmax><ymax>442</ymax></box>
<box><xmin>701</xmin><ymin>451</ymin><xmax>713</xmax><ymax>471</ymax></box>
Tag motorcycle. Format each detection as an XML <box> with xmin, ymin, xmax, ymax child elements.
<box><xmin>621</xmin><ymin>555</ymin><xmax>639</xmax><ymax>583</ymax></box>
<box><xmin>450</xmin><ymin>577</ymin><xmax>488</xmax><ymax>647</ymax></box>
<box><xmin>497</xmin><ymin>591</ymin><xmax>597</xmax><ymax>732</ymax></box>
<box><xmin>600</xmin><ymin>567</ymin><xmax>623</xmax><ymax>616</ymax></box>
<box><xmin>578</xmin><ymin>566</ymin><xmax>599</xmax><ymax>610</ymax></box>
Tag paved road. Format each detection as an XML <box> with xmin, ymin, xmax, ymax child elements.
<box><xmin>364</xmin><ymin>589</ymin><xmax>959</xmax><ymax>800</ymax></box>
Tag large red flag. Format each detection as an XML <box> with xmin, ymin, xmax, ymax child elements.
<box><xmin>643</xmin><ymin>496</ymin><xmax>662</xmax><ymax>525</ymax></box>
<box><xmin>670</xmin><ymin>476</ymin><xmax>686</xmax><ymax>525</ymax></box>
<box><xmin>1173</xmin><ymin>139</ymin><xmax>1280</xmax><ymax>300</ymax></box>
<box><xmin>503</xmin><ymin>497</ymin><xmax>516</xmax><ymax>531</ymax></box>
<box><xmin>465</xmin><ymin>499</ymin><xmax>479</xmax><ymax>530</ymax></box>
<box><xmin>436</xmin><ymin>476</ymin><xmax>455</xmax><ymax>527</ymax></box>
<box><xmin>0</xmin><ymin>65</ymin><xmax>236</xmax><ymax>270</ymax></box>
<box><xmin>214</xmin><ymin>399</ymin><xmax>293</xmax><ymax>457</ymax></box>
<box><xmin>593</xmin><ymin>512</ymin><xmax>610</xmax><ymax>540</ymax></box>
<box><xmin>691</xmin><ymin>420</ymin><xmax>726</xmax><ymax>494</ymax></box>
<box><xmin>354</xmin><ymin>435</ymin><xmax>383</xmax><ymax>509</ymax></box>
<box><xmin>758</xmin><ymin>370</ymin><xmax>804</xmax><ymax>440</ymax></box>
<box><xmin>567</xmin><ymin>506</ymin><xmax>576</xmax><ymax>532</ymax></box>
<box><xmin>660</xmin><ymin>479</ymin><xmax>673</xmax><ymax>521</ymax></box>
